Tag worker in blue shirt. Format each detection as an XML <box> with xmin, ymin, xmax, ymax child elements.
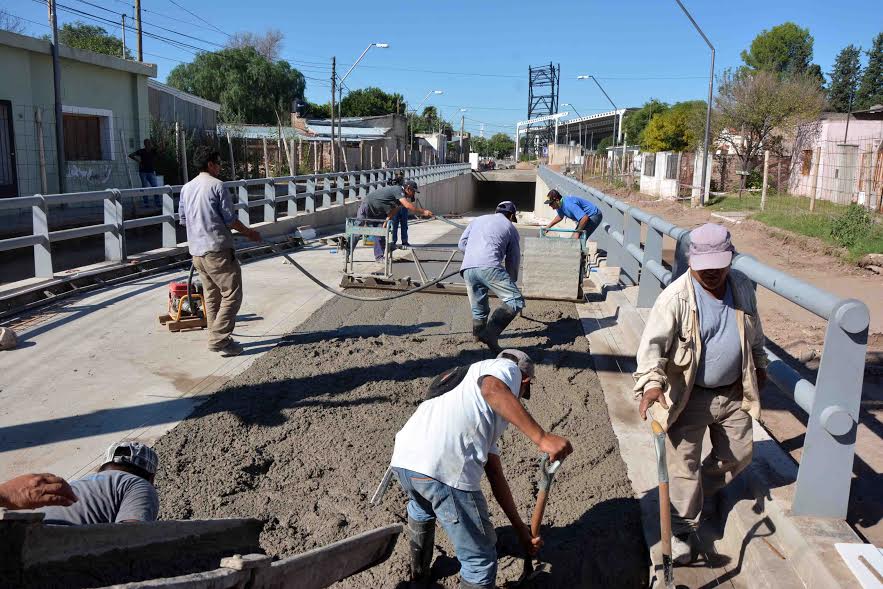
<box><xmin>543</xmin><ymin>189</ymin><xmax>603</xmax><ymax>239</ymax></box>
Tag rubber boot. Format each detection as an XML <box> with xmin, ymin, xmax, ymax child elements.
<box><xmin>478</xmin><ymin>305</ymin><xmax>519</xmax><ymax>353</ymax></box>
<box><xmin>472</xmin><ymin>319</ymin><xmax>487</xmax><ymax>343</ymax></box>
<box><xmin>408</xmin><ymin>517</ymin><xmax>435</xmax><ymax>584</ymax></box>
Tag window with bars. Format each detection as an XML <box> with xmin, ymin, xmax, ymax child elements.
<box><xmin>62</xmin><ymin>110</ymin><xmax>114</xmax><ymax>161</ymax></box>
<box><xmin>665</xmin><ymin>154</ymin><xmax>678</xmax><ymax>180</ymax></box>
<box><xmin>643</xmin><ymin>155</ymin><xmax>655</xmax><ymax>177</ymax></box>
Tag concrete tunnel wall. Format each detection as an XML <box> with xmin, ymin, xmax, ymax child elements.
<box><xmin>255</xmin><ymin>172</ymin><xmax>476</xmax><ymax>239</ymax></box>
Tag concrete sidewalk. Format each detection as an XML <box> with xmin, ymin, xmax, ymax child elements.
<box><xmin>0</xmin><ymin>219</ymin><xmax>459</xmax><ymax>480</ymax></box>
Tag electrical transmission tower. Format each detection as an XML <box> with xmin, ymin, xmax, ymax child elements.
<box><xmin>527</xmin><ymin>63</ymin><xmax>560</xmax><ymax>158</ymax></box>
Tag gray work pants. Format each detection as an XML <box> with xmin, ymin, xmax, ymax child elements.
<box><xmin>666</xmin><ymin>381</ymin><xmax>753</xmax><ymax>534</ymax></box>
<box><xmin>192</xmin><ymin>248</ymin><xmax>243</xmax><ymax>350</ymax></box>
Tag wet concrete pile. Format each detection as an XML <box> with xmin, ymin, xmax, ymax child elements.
<box><xmin>154</xmin><ymin>292</ymin><xmax>648</xmax><ymax>587</ymax></box>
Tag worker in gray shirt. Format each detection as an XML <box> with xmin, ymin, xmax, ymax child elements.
<box><xmin>354</xmin><ymin>180</ymin><xmax>433</xmax><ymax>263</ymax></box>
<box><xmin>179</xmin><ymin>147</ymin><xmax>261</xmax><ymax>357</ymax></box>
<box><xmin>38</xmin><ymin>441</ymin><xmax>160</xmax><ymax>525</ymax></box>
<box><xmin>458</xmin><ymin>201</ymin><xmax>524</xmax><ymax>353</ymax></box>
<box><xmin>634</xmin><ymin>223</ymin><xmax>768</xmax><ymax>564</ymax></box>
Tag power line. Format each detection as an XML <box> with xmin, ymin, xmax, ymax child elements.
<box><xmin>165</xmin><ymin>0</ymin><xmax>228</xmax><ymax>36</ymax></box>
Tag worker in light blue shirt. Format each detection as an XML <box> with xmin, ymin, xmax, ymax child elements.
<box><xmin>543</xmin><ymin>189</ymin><xmax>603</xmax><ymax>239</ymax></box>
<box><xmin>458</xmin><ymin>201</ymin><xmax>524</xmax><ymax>353</ymax></box>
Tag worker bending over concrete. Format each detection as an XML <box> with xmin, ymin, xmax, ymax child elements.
<box><xmin>0</xmin><ymin>473</ymin><xmax>77</xmax><ymax>511</ymax></box>
<box><xmin>36</xmin><ymin>441</ymin><xmax>160</xmax><ymax>525</ymax></box>
<box><xmin>179</xmin><ymin>147</ymin><xmax>261</xmax><ymax>357</ymax></box>
<box><xmin>459</xmin><ymin>201</ymin><xmax>524</xmax><ymax>352</ymax></box>
<box><xmin>355</xmin><ymin>180</ymin><xmax>432</xmax><ymax>263</ymax></box>
<box><xmin>543</xmin><ymin>189</ymin><xmax>603</xmax><ymax>239</ymax></box>
<box><xmin>634</xmin><ymin>223</ymin><xmax>768</xmax><ymax>564</ymax></box>
<box><xmin>390</xmin><ymin>350</ymin><xmax>573</xmax><ymax>589</ymax></box>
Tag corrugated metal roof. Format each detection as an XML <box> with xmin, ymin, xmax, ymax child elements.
<box><xmin>148</xmin><ymin>80</ymin><xmax>221</xmax><ymax>111</ymax></box>
<box><xmin>217</xmin><ymin>124</ymin><xmax>304</xmax><ymax>140</ymax></box>
<box><xmin>308</xmin><ymin>123</ymin><xmax>390</xmax><ymax>139</ymax></box>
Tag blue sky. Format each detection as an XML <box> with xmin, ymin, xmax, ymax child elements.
<box><xmin>6</xmin><ymin>0</ymin><xmax>882</xmax><ymax>137</ymax></box>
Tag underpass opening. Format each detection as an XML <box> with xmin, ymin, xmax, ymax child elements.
<box><xmin>474</xmin><ymin>169</ymin><xmax>536</xmax><ymax>213</ymax></box>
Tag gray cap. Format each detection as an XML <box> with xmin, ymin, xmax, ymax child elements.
<box><xmin>105</xmin><ymin>441</ymin><xmax>159</xmax><ymax>475</ymax></box>
<box><xmin>495</xmin><ymin>201</ymin><xmax>517</xmax><ymax>215</ymax></box>
<box><xmin>402</xmin><ymin>179</ymin><xmax>420</xmax><ymax>193</ymax></box>
<box><xmin>497</xmin><ymin>349</ymin><xmax>535</xmax><ymax>380</ymax></box>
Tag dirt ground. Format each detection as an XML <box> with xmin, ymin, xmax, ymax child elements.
<box><xmin>153</xmin><ymin>294</ymin><xmax>648</xmax><ymax>588</ymax></box>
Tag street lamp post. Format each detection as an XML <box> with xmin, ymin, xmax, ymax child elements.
<box><xmin>577</xmin><ymin>75</ymin><xmax>620</xmax><ymax>183</ymax></box>
<box><xmin>336</xmin><ymin>43</ymin><xmax>389</xmax><ymax>171</ymax></box>
<box><xmin>459</xmin><ymin>108</ymin><xmax>467</xmax><ymax>163</ymax></box>
<box><xmin>674</xmin><ymin>0</ymin><xmax>715</xmax><ymax>206</ymax></box>
<box><xmin>562</xmin><ymin>103</ymin><xmax>582</xmax><ymax>118</ymax></box>
<box><xmin>409</xmin><ymin>90</ymin><xmax>443</xmax><ymax>165</ymax></box>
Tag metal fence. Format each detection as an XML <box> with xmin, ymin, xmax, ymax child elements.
<box><xmin>539</xmin><ymin>165</ymin><xmax>869</xmax><ymax>520</ymax></box>
<box><xmin>0</xmin><ymin>163</ymin><xmax>471</xmax><ymax>280</ymax></box>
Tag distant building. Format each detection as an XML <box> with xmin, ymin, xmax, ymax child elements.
<box><xmin>147</xmin><ymin>79</ymin><xmax>220</xmax><ymax>132</ymax></box>
<box><xmin>0</xmin><ymin>29</ymin><xmax>156</xmax><ymax>197</ymax></box>
<box><xmin>789</xmin><ymin>106</ymin><xmax>883</xmax><ymax>209</ymax></box>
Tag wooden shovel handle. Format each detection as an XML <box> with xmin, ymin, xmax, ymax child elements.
<box><xmin>530</xmin><ymin>489</ymin><xmax>549</xmax><ymax>538</ymax></box>
<box><xmin>651</xmin><ymin>420</ymin><xmax>673</xmax><ymax>558</ymax></box>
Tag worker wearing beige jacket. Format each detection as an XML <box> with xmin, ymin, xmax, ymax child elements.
<box><xmin>633</xmin><ymin>223</ymin><xmax>768</xmax><ymax>564</ymax></box>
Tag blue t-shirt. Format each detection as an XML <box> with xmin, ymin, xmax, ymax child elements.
<box><xmin>557</xmin><ymin>196</ymin><xmax>600</xmax><ymax>223</ymax></box>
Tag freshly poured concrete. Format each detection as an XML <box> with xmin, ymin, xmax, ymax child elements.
<box><xmin>0</xmin><ymin>220</ymin><xmax>457</xmax><ymax>481</ymax></box>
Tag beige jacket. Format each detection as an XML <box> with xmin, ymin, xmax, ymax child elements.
<box><xmin>633</xmin><ymin>270</ymin><xmax>769</xmax><ymax>431</ymax></box>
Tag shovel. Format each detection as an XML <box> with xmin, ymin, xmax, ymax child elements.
<box><xmin>514</xmin><ymin>454</ymin><xmax>561</xmax><ymax>587</ymax></box>
<box><xmin>651</xmin><ymin>420</ymin><xmax>676</xmax><ymax>589</ymax></box>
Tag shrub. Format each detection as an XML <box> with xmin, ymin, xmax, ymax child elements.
<box><xmin>830</xmin><ymin>203</ymin><xmax>872</xmax><ymax>248</ymax></box>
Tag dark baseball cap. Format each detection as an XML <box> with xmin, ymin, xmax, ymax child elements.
<box><xmin>495</xmin><ymin>201</ymin><xmax>517</xmax><ymax>215</ymax></box>
<box><xmin>402</xmin><ymin>180</ymin><xmax>420</xmax><ymax>193</ymax></box>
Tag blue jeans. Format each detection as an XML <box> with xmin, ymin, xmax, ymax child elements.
<box><xmin>139</xmin><ymin>172</ymin><xmax>160</xmax><ymax>206</ymax></box>
<box><xmin>391</xmin><ymin>206</ymin><xmax>409</xmax><ymax>245</ymax></box>
<box><xmin>394</xmin><ymin>468</ymin><xmax>497</xmax><ymax>587</ymax></box>
<box><xmin>584</xmin><ymin>211</ymin><xmax>602</xmax><ymax>235</ymax></box>
<box><xmin>462</xmin><ymin>267</ymin><xmax>525</xmax><ymax>322</ymax></box>
<box><xmin>353</xmin><ymin>201</ymin><xmax>386</xmax><ymax>261</ymax></box>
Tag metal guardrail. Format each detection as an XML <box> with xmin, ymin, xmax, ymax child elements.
<box><xmin>1</xmin><ymin>164</ymin><xmax>471</xmax><ymax>279</ymax></box>
<box><xmin>539</xmin><ymin>165</ymin><xmax>870</xmax><ymax>520</ymax></box>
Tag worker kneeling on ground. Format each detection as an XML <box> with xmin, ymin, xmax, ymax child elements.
<box><xmin>543</xmin><ymin>189</ymin><xmax>603</xmax><ymax>239</ymax></box>
<box><xmin>634</xmin><ymin>223</ymin><xmax>768</xmax><ymax>564</ymax></box>
<box><xmin>36</xmin><ymin>441</ymin><xmax>160</xmax><ymax>525</ymax></box>
<box><xmin>458</xmin><ymin>201</ymin><xmax>523</xmax><ymax>353</ymax></box>
<box><xmin>179</xmin><ymin>147</ymin><xmax>261</xmax><ymax>357</ymax></box>
<box><xmin>390</xmin><ymin>350</ymin><xmax>572</xmax><ymax>588</ymax></box>
<box><xmin>354</xmin><ymin>179</ymin><xmax>433</xmax><ymax>263</ymax></box>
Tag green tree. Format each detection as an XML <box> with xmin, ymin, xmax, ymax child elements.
<box><xmin>856</xmin><ymin>32</ymin><xmax>883</xmax><ymax>110</ymax></box>
<box><xmin>50</xmin><ymin>22</ymin><xmax>131</xmax><ymax>59</ymax></box>
<box><xmin>741</xmin><ymin>22</ymin><xmax>817</xmax><ymax>76</ymax></box>
<box><xmin>486</xmin><ymin>133</ymin><xmax>515</xmax><ymax>158</ymax></box>
<box><xmin>623</xmin><ymin>99</ymin><xmax>669</xmax><ymax>146</ymax></box>
<box><xmin>828</xmin><ymin>45</ymin><xmax>862</xmax><ymax>112</ymax></box>
<box><xmin>470</xmin><ymin>136</ymin><xmax>489</xmax><ymax>156</ymax></box>
<box><xmin>641</xmin><ymin>101</ymin><xmax>706</xmax><ymax>152</ymax></box>
<box><xmin>715</xmin><ymin>69</ymin><xmax>825</xmax><ymax>187</ymax></box>
<box><xmin>595</xmin><ymin>136</ymin><xmax>613</xmax><ymax>153</ymax></box>
<box><xmin>411</xmin><ymin>106</ymin><xmax>451</xmax><ymax>134</ymax></box>
<box><xmin>167</xmin><ymin>47</ymin><xmax>305</xmax><ymax>124</ymax></box>
<box><xmin>304</xmin><ymin>102</ymin><xmax>332</xmax><ymax>119</ymax></box>
<box><xmin>340</xmin><ymin>87</ymin><xmax>405</xmax><ymax>117</ymax></box>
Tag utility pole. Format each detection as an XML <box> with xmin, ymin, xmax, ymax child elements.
<box><xmin>48</xmin><ymin>0</ymin><xmax>66</xmax><ymax>193</ymax></box>
<box><xmin>460</xmin><ymin>114</ymin><xmax>465</xmax><ymax>163</ymax></box>
<box><xmin>330</xmin><ymin>57</ymin><xmax>337</xmax><ymax>171</ymax></box>
<box><xmin>134</xmin><ymin>0</ymin><xmax>143</xmax><ymax>61</ymax></box>
<box><xmin>121</xmin><ymin>14</ymin><xmax>127</xmax><ymax>59</ymax></box>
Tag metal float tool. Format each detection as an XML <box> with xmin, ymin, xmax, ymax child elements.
<box><xmin>651</xmin><ymin>420</ymin><xmax>676</xmax><ymax>589</ymax></box>
<box><xmin>514</xmin><ymin>455</ymin><xmax>560</xmax><ymax>587</ymax></box>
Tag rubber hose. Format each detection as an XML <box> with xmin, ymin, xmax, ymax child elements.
<box><xmin>267</xmin><ymin>243</ymin><xmax>461</xmax><ymax>302</ymax></box>
<box><xmin>185</xmin><ymin>263</ymin><xmax>200</xmax><ymax>317</ymax></box>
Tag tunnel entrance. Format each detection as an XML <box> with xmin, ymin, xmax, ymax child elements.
<box><xmin>473</xmin><ymin>169</ymin><xmax>536</xmax><ymax>212</ymax></box>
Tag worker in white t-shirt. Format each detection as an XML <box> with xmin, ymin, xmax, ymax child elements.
<box><xmin>390</xmin><ymin>349</ymin><xmax>573</xmax><ymax>589</ymax></box>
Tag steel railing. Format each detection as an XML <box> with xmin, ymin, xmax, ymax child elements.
<box><xmin>1</xmin><ymin>163</ymin><xmax>471</xmax><ymax>279</ymax></box>
<box><xmin>539</xmin><ymin>165</ymin><xmax>869</xmax><ymax>520</ymax></box>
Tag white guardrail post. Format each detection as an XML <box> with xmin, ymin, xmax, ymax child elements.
<box><xmin>33</xmin><ymin>194</ymin><xmax>53</xmax><ymax>278</ymax></box>
<box><xmin>161</xmin><ymin>186</ymin><xmax>177</xmax><ymax>248</ymax></box>
<box><xmin>237</xmin><ymin>182</ymin><xmax>250</xmax><ymax>225</ymax></box>
<box><xmin>264</xmin><ymin>180</ymin><xmax>276</xmax><ymax>224</ymax></box>
<box><xmin>104</xmin><ymin>189</ymin><xmax>125</xmax><ymax>262</ymax></box>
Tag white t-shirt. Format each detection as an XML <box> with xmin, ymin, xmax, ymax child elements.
<box><xmin>390</xmin><ymin>359</ymin><xmax>523</xmax><ymax>491</ymax></box>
